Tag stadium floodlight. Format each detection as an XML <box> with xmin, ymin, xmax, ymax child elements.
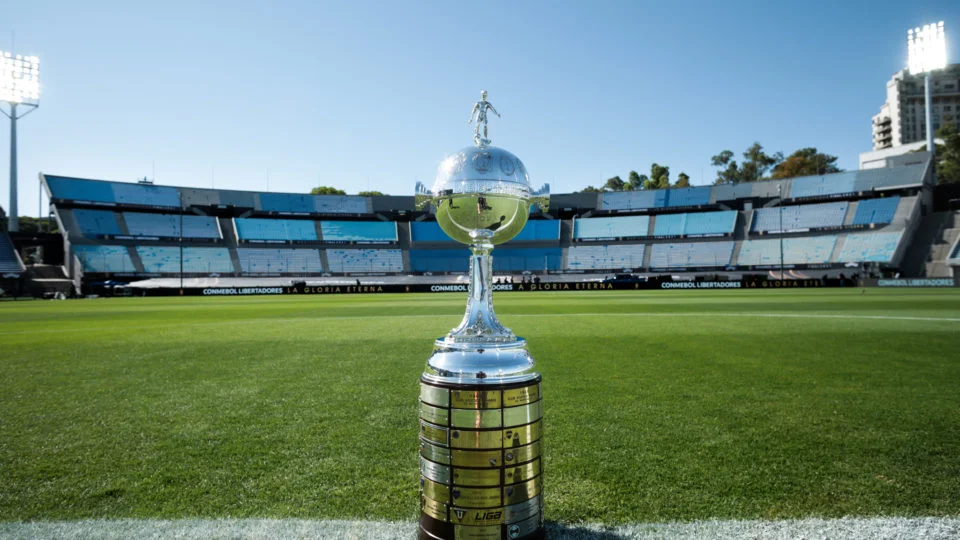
<box><xmin>906</xmin><ymin>22</ymin><xmax>946</xmax><ymax>176</ymax></box>
<box><xmin>0</xmin><ymin>50</ymin><xmax>41</xmax><ymax>233</ymax></box>
<box><xmin>908</xmin><ymin>22</ymin><xmax>947</xmax><ymax>75</ymax></box>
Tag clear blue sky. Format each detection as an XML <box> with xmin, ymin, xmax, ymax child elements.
<box><xmin>3</xmin><ymin>0</ymin><xmax>959</xmax><ymax>216</ymax></box>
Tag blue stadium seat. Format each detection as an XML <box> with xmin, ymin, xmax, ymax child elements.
<box><xmin>666</xmin><ymin>186</ymin><xmax>711</xmax><ymax>207</ymax></box>
<box><xmin>326</xmin><ymin>249</ymin><xmax>404</xmax><ymax>273</ymax></box>
<box><xmin>136</xmin><ymin>246</ymin><xmax>234</xmax><ymax>273</ymax></box>
<box><xmin>512</xmin><ymin>220</ymin><xmax>561</xmax><ymax>241</ymax></box>
<box><xmin>258</xmin><ymin>193</ymin><xmax>316</xmax><ymax>213</ymax></box>
<box><xmin>314</xmin><ymin>195</ymin><xmax>368</xmax><ymax>214</ymax></box>
<box><xmin>565</xmin><ymin>244</ymin><xmax>645</xmax><ymax>271</ymax></box>
<box><xmin>409</xmin><ymin>249</ymin><xmax>470</xmax><ymax>272</ymax></box>
<box><xmin>124</xmin><ymin>213</ymin><xmax>221</xmax><ymax>239</ymax></box>
<box><xmin>653</xmin><ymin>211</ymin><xmax>736</xmax><ymax>237</ymax></box>
<box><xmin>46</xmin><ymin>176</ymin><xmax>116</xmax><ymax>204</ymax></box>
<box><xmin>574</xmin><ymin>216</ymin><xmax>649</xmax><ymax>240</ymax></box>
<box><xmin>73</xmin><ymin>209</ymin><xmax>121</xmax><ymax>237</ymax></box>
<box><xmin>683</xmin><ymin>211</ymin><xmax>737</xmax><ymax>236</ymax></box>
<box><xmin>788</xmin><ymin>172</ymin><xmax>856</xmax><ymax>199</ymax></box>
<box><xmin>852</xmin><ymin>164</ymin><xmax>926</xmax><ymax>191</ymax></box>
<box><xmin>411</xmin><ymin>222</ymin><xmax>454</xmax><ymax>243</ymax></box>
<box><xmin>320</xmin><ymin>221</ymin><xmax>397</xmax><ymax>242</ymax></box>
<box><xmin>46</xmin><ymin>176</ymin><xmax>182</xmax><ymax>207</ymax></box>
<box><xmin>493</xmin><ymin>248</ymin><xmax>561</xmax><ymax>272</ymax></box>
<box><xmin>600</xmin><ymin>190</ymin><xmax>666</xmax><ymax>211</ymax></box>
<box><xmin>738</xmin><ymin>236</ymin><xmax>837</xmax><ymax>266</ymax></box>
<box><xmin>751</xmin><ymin>202</ymin><xmax>848</xmax><ymax>233</ymax></box>
<box><xmin>653</xmin><ymin>214</ymin><xmax>684</xmax><ymax>236</ymax></box>
<box><xmin>851</xmin><ymin>197</ymin><xmax>899</xmax><ymax>226</ymax></box>
<box><xmin>111</xmin><ymin>183</ymin><xmax>180</xmax><ymax>207</ymax></box>
<box><xmin>649</xmin><ymin>242</ymin><xmax>734</xmax><ymax>268</ymax></box>
<box><xmin>237</xmin><ymin>248</ymin><xmax>323</xmax><ymax>273</ymax></box>
<box><xmin>0</xmin><ymin>232</ymin><xmax>23</xmax><ymax>273</ymax></box>
<box><xmin>73</xmin><ymin>245</ymin><xmax>136</xmax><ymax>272</ymax></box>
<box><xmin>235</xmin><ymin>218</ymin><xmax>318</xmax><ymax>241</ymax></box>
<box><xmin>837</xmin><ymin>232</ymin><xmax>903</xmax><ymax>263</ymax></box>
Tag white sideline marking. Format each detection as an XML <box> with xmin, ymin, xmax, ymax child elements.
<box><xmin>1</xmin><ymin>311</ymin><xmax>958</xmax><ymax>336</ymax></box>
<box><xmin>525</xmin><ymin>312</ymin><xmax>960</xmax><ymax>323</ymax></box>
<box><xmin>1</xmin><ymin>517</ymin><xmax>959</xmax><ymax>539</ymax></box>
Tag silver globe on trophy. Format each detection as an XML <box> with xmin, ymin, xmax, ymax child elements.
<box><xmin>415</xmin><ymin>91</ymin><xmax>549</xmax><ymax>540</ymax></box>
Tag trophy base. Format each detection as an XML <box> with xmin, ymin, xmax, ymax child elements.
<box><xmin>418</xmin><ymin>513</ymin><xmax>545</xmax><ymax>540</ymax></box>
<box><xmin>418</xmin><ymin>376</ymin><xmax>544</xmax><ymax>540</ymax></box>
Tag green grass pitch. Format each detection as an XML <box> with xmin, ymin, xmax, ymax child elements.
<box><xmin>1</xmin><ymin>289</ymin><xmax>959</xmax><ymax>524</ymax></box>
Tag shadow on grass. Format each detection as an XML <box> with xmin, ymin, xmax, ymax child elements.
<box><xmin>546</xmin><ymin>521</ymin><xmax>626</xmax><ymax>539</ymax></box>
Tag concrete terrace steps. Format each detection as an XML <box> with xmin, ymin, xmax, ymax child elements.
<box><xmin>923</xmin><ymin>211</ymin><xmax>960</xmax><ymax>277</ymax></box>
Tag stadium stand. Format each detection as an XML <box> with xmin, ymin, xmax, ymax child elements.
<box><xmin>73</xmin><ymin>209</ymin><xmax>122</xmax><ymax>237</ymax></box>
<box><xmin>600</xmin><ymin>190</ymin><xmax>666</xmax><ymax>211</ymax></box>
<box><xmin>237</xmin><ymin>248</ymin><xmax>323</xmax><ymax>273</ymax></box>
<box><xmin>320</xmin><ymin>221</ymin><xmax>397</xmax><ymax>243</ymax></box>
<box><xmin>112</xmin><ymin>183</ymin><xmax>180</xmax><ymax>207</ymax></box>
<box><xmin>574</xmin><ymin>215</ymin><xmax>650</xmax><ymax>240</ymax></box>
<box><xmin>566</xmin><ymin>244</ymin><xmax>645</xmax><ymax>271</ymax></box>
<box><xmin>513</xmin><ymin>220</ymin><xmax>561</xmax><ymax>241</ymax></box>
<box><xmin>137</xmin><ymin>246</ymin><xmax>235</xmax><ymax>273</ymax></box>
<box><xmin>852</xmin><ymin>164</ymin><xmax>926</xmax><ymax>191</ymax></box>
<box><xmin>40</xmin><ymin>157</ymin><xmax>935</xmax><ymax>287</ymax></box>
<box><xmin>684</xmin><ymin>211</ymin><xmax>737</xmax><ymax>236</ymax></box>
<box><xmin>410</xmin><ymin>221</ymin><xmax>452</xmax><ymax>243</ymax></box>
<box><xmin>73</xmin><ymin>245</ymin><xmax>136</xmax><ymax>273</ymax></box>
<box><xmin>837</xmin><ymin>232</ymin><xmax>904</xmax><ymax>263</ymax></box>
<box><xmin>649</xmin><ymin>242</ymin><xmax>735</xmax><ymax>268</ymax></box>
<box><xmin>778</xmin><ymin>166</ymin><xmax>926</xmax><ymax>200</ymax></box>
<box><xmin>653</xmin><ymin>211</ymin><xmax>736</xmax><ymax>237</ymax></box>
<box><xmin>851</xmin><ymin>197</ymin><xmax>899</xmax><ymax>226</ymax></box>
<box><xmin>751</xmin><ymin>202</ymin><xmax>849</xmax><ymax>233</ymax></box>
<box><xmin>788</xmin><ymin>173</ymin><xmax>857</xmax><ymax>199</ymax></box>
<box><xmin>494</xmin><ymin>247</ymin><xmax>562</xmax><ymax>272</ymax></box>
<box><xmin>652</xmin><ymin>213</ymin><xmax>684</xmax><ymax>236</ymax></box>
<box><xmin>600</xmin><ymin>186</ymin><xmax>712</xmax><ymax>211</ymax></box>
<box><xmin>235</xmin><ymin>218</ymin><xmax>317</xmax><ymax>242</ymax></box>
<box><xmin>313</xmin><ymin>195</ymin><xmax>368</xmax><ymax>214</ymax></box>
<box><xmin>124</xmin><ymin>212</ymin><xmax>221</xmax><ymax>239</ymax></box>
<box><xmin>254</xmin><ymin>193</ymin><xmax>368</xmax><ymax>214</ymax></box>
<box><xmin>258</xmin><ymin>193</ymin><xmax>316</xmax><ymax>214</ymax></box>
<box><xmin>737</xmin><ymin>236</ymin><xmax>838</xmax><ymax>266</ymax></box>
<box><xmin>413</xmin><ymin>219</ymin><xmax>561</xmax><ymax>242</ymax></box>
<box><xmin>46</xmin><ymin>176</ymin><xmax>183</xmax><ymax>208</ymax></box>
<box><xmin>45</xmin><ymin>176</ymin><xmax>117</xmax><ymax>204</ymax></box>
<box><xmin>666</xmin><ymin>186</ymin><xmax>711</xmax><ymax>207</ymax></box>
<box><xmin>409</xmin><ymin>248</ymin><xmax>470</xmax><ymax>272</ymax></box>
<box><xmin>326</xmin><ymin>249</ymin><xmax>404</xmax><ymax>273</ymax></box>
<box><xmin>0</xmin><ymin>232</ymin><xmax>24</xmax><ymax>273</ymax></box>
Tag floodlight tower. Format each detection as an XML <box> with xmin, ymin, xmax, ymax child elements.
<box><xmin>907</xmin><ymin>22</ymin><xmax>947</xmax><ymax>171</ymax></box>
<box><xmin>0</xmin><ymin>51</ymin><xmax>40</xmax><ymax>233</ymax></box>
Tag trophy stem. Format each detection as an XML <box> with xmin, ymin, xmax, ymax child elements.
<box><xmin>447</xmin><ymin>230</ymin><xmax>512</xmax><ymax>343</ymax></box>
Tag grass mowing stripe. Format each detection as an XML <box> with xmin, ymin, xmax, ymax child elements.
<box><xmin>1</xmin><ymin>289</ymin><xmax>958</xmax><ymax>523</ymax></box>
<box><xmin>1</xmin><ymin>311</ymin><xmax>957</xmax><ymax>337</ymax></box>
<box><xmin>1</xmin><ymin>517</ymin><xmax>959</xmax><ymax>539</ymax></box>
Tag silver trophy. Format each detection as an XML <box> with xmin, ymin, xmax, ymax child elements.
<box><xmin>415</xmin><ymin>92</ymin><xmax>549</xmax><ymax>540</ymax></box>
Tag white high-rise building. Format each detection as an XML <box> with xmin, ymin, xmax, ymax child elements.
<box><xmin>872</xmin><ymin>64</ymin><xmax>960</xmax><ymax>150</ymax></box>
